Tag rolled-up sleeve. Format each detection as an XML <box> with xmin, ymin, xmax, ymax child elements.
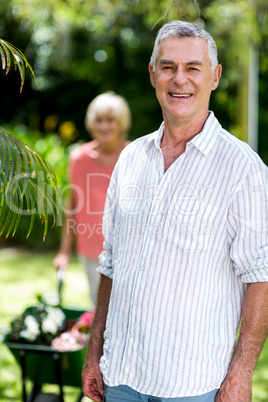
<box><xmin>228</xmin><ymin>162</ymin><xmax>268</xmax><ymax>283</ymax></box>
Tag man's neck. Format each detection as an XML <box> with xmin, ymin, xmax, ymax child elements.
<box><xmin>160</xmin><ymin>111</ymin><xmax>209</xmax><ymax>172</ymax></box>
<box><xmin>162</xmin><ymin>111</ymin><xmax>209</xmax><ymax>144</ymax></box>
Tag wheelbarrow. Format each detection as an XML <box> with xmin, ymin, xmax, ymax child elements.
<box><xmin>3</xmin><ymin>270</ymin><xmax>88</xmax><ymax>402</ymax></box>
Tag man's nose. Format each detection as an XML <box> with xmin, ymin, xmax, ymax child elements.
<box><xmin>172</xmin><ymin>68</ymin><xmax>187</xmax><ymax>86</ymax></box>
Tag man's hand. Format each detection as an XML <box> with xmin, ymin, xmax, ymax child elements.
<box><xmin>82</xmin><ymin>355</ymin><xmax>104</xmax><ymax>402</ymax></box>
<box><xmin>215</xmin><ymin>371</ymin><xmax>252</xmax><ymax>401</ymax></box>
<box><xmin>215</xmin><ymin>282</ymin><xmax>268</xmax><ymax>402</ymax></box>
<box><xmin>82</xmin><ymin>274</ymin><xmax>113</xmax><ymax>401</ymax></box>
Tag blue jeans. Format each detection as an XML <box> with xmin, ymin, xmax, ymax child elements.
<box><xmin>104</xmin><ymin>384</ymin><xmax>219</xmax><ymax>401</ymax></box>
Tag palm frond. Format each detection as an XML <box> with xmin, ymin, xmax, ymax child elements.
<box><xmin>0</xmin><ymin>39</ymin><xmax>36</xmax><ymax>92</ymax></box>
<box><xmin>0</xmin><ymin>127</ymin><xmax>61</xmax><ymax>240</ymax></box>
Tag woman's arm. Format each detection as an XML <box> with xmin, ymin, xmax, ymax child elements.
<box><xmin>53</xmin><ymin>192</ymin><xmax>75</xmax><ymax>270</ymax></box>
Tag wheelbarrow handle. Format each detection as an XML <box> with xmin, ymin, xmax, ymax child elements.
<box><xmin>57</xmin><ymin>268</ymin><xmax>66</xmax><ymax>304</ymax></box>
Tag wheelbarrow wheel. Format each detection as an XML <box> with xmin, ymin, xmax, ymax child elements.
<box><xmin>26</xmin><ymin>383</ymin><xmax>41</xmax><ymax>401</ymax></box>
<box><xmin>32</xmin><ymin>393</ymin><xmax>61</xmax><ymax>401</ymax></box>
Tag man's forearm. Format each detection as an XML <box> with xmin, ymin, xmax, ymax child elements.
<box><xmin>82</xmin><ymin>274</ymin><xmax>112</xmax><ymax>401</ymax></box>
<box><xmin>216</xmin><ymin>282</ymin><xmax>268</xmax><ymax>401</ymax></box>
<box><xmin>229</xmin><ymin>282</ymin><xmax>268</xmax><ymax>377</ymax></box>
<box><xmin>88</xmin><ymin>274</ymin><xmax>113</xmax><ymax>357</ymax></box>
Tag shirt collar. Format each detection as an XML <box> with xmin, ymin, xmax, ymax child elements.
<box><xmin>190</xmin><ymin>111</ymin><xmax>222</xmax><ymax>156</ymax></box>
<box><xmin>153</xmin><ymin>122</ymin><xmax>165</xmax><ymax>150</ymax></box>
<box><xmin>148</xmin><ymin>112</ymin><xmax>222</xmax><ymax>157</ymax></box>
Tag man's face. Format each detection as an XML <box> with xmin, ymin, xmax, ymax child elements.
<box><xmin>149</xmin><ymin>36</ymin><xmax>222</xmax><ymax>125</ymax></box>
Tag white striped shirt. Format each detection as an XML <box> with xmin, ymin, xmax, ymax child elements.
<box><xmin>97</xmin><ymin>112</ymin><xmax>268</xmax><ymax>397</ymax></box>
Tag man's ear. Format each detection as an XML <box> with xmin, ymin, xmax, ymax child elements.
<box><xmin>149</xmin><ymin>63</ymin><xmax>156</xmax><ymax>88</ymax></box>
<box><xmin>212</xmin><ymin>64</ymin><xmax>222</xmax><ymax>91</ymax></box>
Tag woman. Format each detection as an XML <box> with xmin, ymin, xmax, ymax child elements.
<box><xmin>54</xmin><ymin>92</ymin><xmax>131</xmax><ymax>305</ymax></box>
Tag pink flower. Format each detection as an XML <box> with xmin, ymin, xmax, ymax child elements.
<box><xmin>51</xmin><ymin>331</ymin><xmax>89</xmax><ymax>351</ymax></box>
<box><xmin>78</xmin><ymin>310</ymin><xmax>95</xmax><ymax>328</ymax></box>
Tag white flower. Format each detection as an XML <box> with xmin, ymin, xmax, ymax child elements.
<box><xmin>25</xmin><ymin>315</ymin><xmax>40</xmax><ymax>332</ymax></box>
<box><xmin>20</xmin><ymin>330</ymin><xmax>35</xmax><ymax>341</ymax></box>
<box><xmin>42</xmin><ymin>318</ymin><xmax>58</xmax><ymax>334</ymax></box>
<box><xmin>41</xmin><ymin>292</ymin><xmax>60</xmax><ymax>307</ymax></box>
<box><xmin>20</xmin><ymin>315</ymin><xmax>40</xmax><ymax>341</ymax></box>
<box><xmin>46</xmin><ymin>307</ymin><xmax>65</xmax><ymax>327</ymax></box>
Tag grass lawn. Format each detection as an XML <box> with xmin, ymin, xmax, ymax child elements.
<box><xmin>0</xmin><ymin>246</ymin><xmax>267</xmax><ymax>401</ymax></box>
<box><xmin>0</xmin><ymin>246</ymin><xmax>93</xmax><ymax>402</ymax></box>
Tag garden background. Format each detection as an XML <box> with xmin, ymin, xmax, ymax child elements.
<box><xmin>0</xmin><ymin>0</ymin><xmax>267</xmax><ymax>400</ymax></box>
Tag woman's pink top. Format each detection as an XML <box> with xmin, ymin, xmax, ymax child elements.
<box><xmin>69</xmin><ymin>142</ymin><xmax>115</xmax><ymax>260</ymax></box>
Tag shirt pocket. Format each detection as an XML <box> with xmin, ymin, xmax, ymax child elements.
<box><xmin>162</xmin><ymin>199</ymin><xmax>216</xmax><ymax>252</ymax></box>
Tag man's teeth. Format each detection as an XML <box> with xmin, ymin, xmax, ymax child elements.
<box><xmin>171</xmin><ymin>93</ymin><xmax>191</xmax><ymax>98</ymax></box>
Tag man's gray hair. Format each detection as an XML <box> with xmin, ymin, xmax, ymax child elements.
<box><xmin>150</xmin><ymin>20</ymin><xmax>219</xmax><ymax>72</ymax></box>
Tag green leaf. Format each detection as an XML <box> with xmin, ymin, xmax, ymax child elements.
<box><xmin>0</xmin><ymin>40</ymin><xmax>11</xmax><ymax>75</ymax></box>
<box><xmin>0</xmin><ymin>43</ymin><xmax>6</xmax><ymax>70</ymax></box>
<box><xmin>0</xmin><ymin>39</ymin><xmax>36</xmax><ymax>91</ymax></box>
<box><xmin>0</xmin><ymin>127</ymin><xmax>61</xmax><ymax>240</ymax></box>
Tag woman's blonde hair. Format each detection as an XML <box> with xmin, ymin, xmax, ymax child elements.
<box><xmin>85</xmin><ymin>92</ymin><xmax>131</xmax><ymax>138</ymax></box>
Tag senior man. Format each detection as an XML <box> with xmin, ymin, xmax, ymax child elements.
<box><xmin>82</xmin><ymin>20</ymin><xmax>268</xmax><ymax>402</ymax></box>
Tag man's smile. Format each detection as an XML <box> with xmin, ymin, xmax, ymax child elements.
<box><xmin>169</xmin><ymin>92</ymin><xmax>193</xmax><ymax>98</ymax></box>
